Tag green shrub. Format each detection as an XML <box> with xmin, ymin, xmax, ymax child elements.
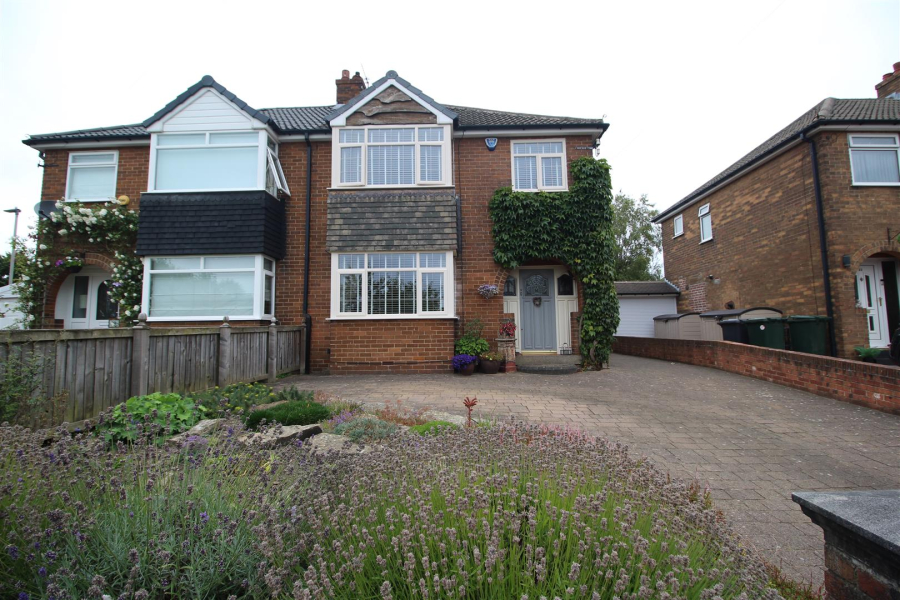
<box><xmin>408</xmin><ymin>420</ymin><xmax>458</xmax><ymax>435</ymax></box>
<box><xmin>245</xmin><ymin>397</ymin><xmax>326</xmax><ymax>430</ymax></box>
<box><xmin>455</xmin><ymin>318</ymin><xmax>490</xmax><ymax>356</ymax></box>
<box><xmin>190</xmin><ymin>382</ymin><xmax>277</xmax><ymax>416</ymax></box>
<box><xmin>97</xmin><ymin>392</ymin><xmax>204</xmax><ymax>444</ymax></box>
<box><xmin>333</xmin><ymin>416</ymin><xmax>398</xmax><ymax>442</ymax></box>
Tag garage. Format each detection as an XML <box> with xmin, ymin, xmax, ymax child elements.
<box><xmin>615</xmin><ymin>281</ymin><xmax>680</xmax><ymax>337</ymax></box>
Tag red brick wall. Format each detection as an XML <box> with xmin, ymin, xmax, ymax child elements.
<box><xmin>613</xmin><ymin>336</ymin><xmax>900</xmax><ymax>415</ymax></box>
<box><xmin>659</xmin><ymin>130</ymin><xmax>900</xmax><ymax>358</ymax></box>
<box><xmin>329</xmin><ymin>319</ymin><xmax>455</xmax><ymax>373</ymax></box>
<box><xmin>41</xmin><ymin>147</ymin><xmax>149</xmax><ymax>208</ymax></box>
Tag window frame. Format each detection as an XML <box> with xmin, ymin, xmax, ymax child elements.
<box><xmin>331</xmin><ymin>124</ymin><xmax>452</xmax><ymax>188</ymax></box>
<box><xmin>141</xmin><ymin>254</ymin><xmax>275</xmax><ymax>321</ymax></box>
<box><xmin>510</xmin><ymin>139</ymin><xmax>568</xmax><ymax>192</ymax></box>
<box><xmin>65</xmin><ymin>150</ymin><xmax>119</xmax><ymax>202</ymax></box>
<box><xmin>330</xmin><ymin>251</ymin><xmax>455</xmax><ymax>320</ymax></box>
<box><xmin>848</xmin><ymin>133</ymin><xmax>900</xmax><ymax>186</ymax></box>
<box><xmin>147</xmin><ymin>130</ymin><xmax>290</xmax><ymax>195</ymax></box>
<box><xmin>673</xmin><ymin>214</ymin><xmax>684</xmax><ymax>238</ymax></box>
<box><xmin>698</xmin><ymin>204</ymin><xmax>713</xmax><ymax>244</ymax></box>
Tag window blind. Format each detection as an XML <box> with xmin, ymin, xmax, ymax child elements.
<box><xmin>514</xmin><ymin>156</ymin><xmax>537</xmax><ymax>190</ymax></box>
<box><xmin>420</xmin><ymin>146</ymin><xmax>442</xmax><ymax>182</ymax></box>
<box><xmin>368</xmin><ymin>146</ymin><xmax>415</xmax><ymax>185</ymax></box>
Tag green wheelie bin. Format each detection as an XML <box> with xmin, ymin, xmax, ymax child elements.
<box><xmin>787</xmin><ymin>316</ymin><xmax>832</xmax><ymax>355</ymax></box>
<box><xmin>744</xmin><ymin>317</ymin><xmax>786</xmax><ymax>350</ymax></box>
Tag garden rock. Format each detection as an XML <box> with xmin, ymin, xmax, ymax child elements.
<box><xmin>166</xmin><ymin>419</ymin><xmax>227</xmax><ymax>447</ymax></box>
<box><xmin>237</xmin><ymin>424</ymin><xmax>321</xmax><ymax>447</ymax></box>
<box><xmin>308</xmin><ymin>432</ymin><xmax>373</xmax><ymax>455</ymax></box>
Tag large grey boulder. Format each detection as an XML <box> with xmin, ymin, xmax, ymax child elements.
<box><xmin>308</xmin><ymin>432</ymin><xmax>373</xmax><ymax>455</ymax></box>
<box><xmin>166</xmin><ymin>419</ymin><xmax>227</xmax><ymax>447</ymax></box>
<box><xmin>237</xmin><ymin>424</ymin><xmax>322</xmax><ymax>447</ymax></box>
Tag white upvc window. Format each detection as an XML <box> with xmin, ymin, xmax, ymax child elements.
<box><xmin>148</xmin><ymin>131</ymin><xmax>290</xmax><ymax>195</ymax></box>
<box><xmin>673</xmin><ymin>214</ymin><xmax>684</xmax><ymax>238</ymax></box>
<box><xmin>511</xmin><ymin>140</ymin><xmax>567</xmax><ymax>191</ymax></box>
<box><xmin>849</xmin><ymin>133</ymin><xmax>900</xmax><ymax>185</ymax></box>
<box><xmin>142</xmin><ymin>254</ymin><xmax>275</xmax><ymax>321</ymax></box>
<box><xmin>66</xmin><ymin>151</ymin><xmax>118</xmax><ymax>201</ymax></box>
<box><xmin>331</xmin><ymin>251</ymin><xmax>454</xmax><ymax>319</ymax></box>
<box><xmin>332</xmin><ymin>125</ymin><xmax>451</xmax><ymax>188</ymax></box>
<box><xmin>698</xmin><ymin>204</ymin><xmax>713</xmax><ymax>243</ymax></box>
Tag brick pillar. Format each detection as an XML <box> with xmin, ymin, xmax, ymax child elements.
<box><xmin>497</xmin><ymin>337</ymin><xmax>516</xmax><ymax>372</ymax></box>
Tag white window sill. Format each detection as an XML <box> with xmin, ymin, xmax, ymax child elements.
<box><xmin>145</xmin><ymin>316</ymin><xmax>271</xmax><ymax>322</ymax></box>
<box><xmin>699</xmin><ymin>238</ymin><xmax>714</xmax><ymax>245</ymax></box>
<box><xmin>673</xmin><ymin>233</ymin><xmax>684</xmax><ymax>239</ymax></box>
<box><xmin>328</xmin><ymin>185</ymin><xmax>455</xmax><ymax>191</ymax></box>
<box><xmin>326</xmin><ymin>314</ymin><xmax>458</xmax><ymax>321</ymax></box>
<box><xmin>65</xmin><ymin>198</ymin><xmax>116</xmax><ymax>203</ymax></box>
<box><xmin>143</xmin><ymin>188</ymin><xmax>267</xmax><ymax>194</ymax></box>
<box><xmin>512</xmin><ymin>188</ymin><xmax>569</xmax><ymax>193</ymax></box>
<box><xmin>851</xmin><ymin>182</ymin><xmax>900</xmax><ymax>187</ymax></box>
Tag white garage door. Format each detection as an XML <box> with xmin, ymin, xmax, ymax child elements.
<box><xmin>616</xmin><ymin>297</ymin><xmax>677</xmax><ymax>338</ymax></box>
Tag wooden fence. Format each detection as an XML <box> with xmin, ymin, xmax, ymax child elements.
<box><xmin>0</xmin><ymin>317</ymin><xmax>307</xmax><ymax>423</ymax></box>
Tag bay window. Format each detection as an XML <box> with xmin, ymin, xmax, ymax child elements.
<box><xmin>333</xmin><ymin>125</ymin><xmax>450</xmax><ymax>187</ymax></box>
<box><xmin>150</xmin><ymin>131</ymin><xmax>290</xmax><ymax>195</ymax></box>
<box><xmin>142</xmin><ymin>254</ymin><xmax>275</xmax><ymax>320</ymax></box>
<box><xmin>512</xmin><ymin>140</ymin><xmax>567</xmax><ymax>191</ymax></box>
<box><xmin>66</xmin><ymin>151</ymin><xmax>118</xmax><ymax>201</ymax></box>
<box><xmin>331</xmin><ymin>252</ymin><xmax>454</xmax><ymax>318</ymax></box>
<box><xmin>849</xmin><ymin>134</ymin><xmax>900</xmax><ymax>185</ymax></box>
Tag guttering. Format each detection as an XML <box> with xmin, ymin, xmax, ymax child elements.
<box><xmin>801</xmin><ymin>132</ymin><xmax>838</xmax><ymax>357</ymax></box>
<box><xmin>653</xmin><ymin>118</ymin><xmax>900</xmax><ymax>224</ymax></box>
<box><xmin>302</xmin><ymin>132</ymin><xmax>313</xmax><ymax>374</ymax></box>
<box><xmin>455</xmin><ymin>121</ymin><xmax>609</xmax><ymax>132</ymax></box>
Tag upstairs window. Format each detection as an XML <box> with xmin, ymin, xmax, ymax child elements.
<box><xmin>333</xmin><ymin>125</ymin><xmax>450</xmax><ymax>187</ymax></box>
<box><xmin>849</xmin><ymin>134</ymin><xmax>900</xmax><ymax>185</ymax></box>
<box><xmin>151</xmin><ymin>132</ymin><xmax>289</xmax><ymax>195</ymax></box>
<box><xmin>66</xmin><ymin>151</ymin><xmax>118</xmax><ymax>201</ymax></box>
<box><xmin>512</xmin><ymin>140</ymin><xmax>567</xmax><ymax>191</ymax></box>
<box><xmin>673</xmin><ymin>214</ymin><xmax>684</xmax><ymax>237</ymax></box>
<box><xmin>698</xmin><ymin>204</ymin><xmax>713</xmax><ymax>243</ymax></box>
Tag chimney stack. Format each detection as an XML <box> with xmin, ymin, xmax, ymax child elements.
<box><xmin>336</xmin><ymin>70</ymin><xmax>366</xmax><ymax>104</ymax></box>
<box><xmin>875</xmin><ymin>61</ymin><xmax>900</xmax><ymax>98</ymax></box>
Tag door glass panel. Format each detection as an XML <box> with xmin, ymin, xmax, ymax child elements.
<box><xmin>95</xmin><ymin>281</ymin><xmax>118</xmax><ymax>320</ymax></box>
<box><xmin>72</xmin><ymin>276</ymin><xmax>89</xmax><ymax>319</ymax></box>
<box><xmin>524</xmin><ymin>274</ymin><xmax>549</xmax><ymax>296</ymax></box>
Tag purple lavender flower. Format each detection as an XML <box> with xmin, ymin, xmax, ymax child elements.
<box><xmin>6</xmin><ymin>545</ymin><xmax>18</xmax><ymax>560</ymax></box>
<box><xmin>38</xmin><ymin>567</ymin><xmax>47</xmax><ymax>578</ymax></box>
<box><xmin>200</xmin><ymin>511</ymin><xmax>209</xmax><ymax>524</ymax></box>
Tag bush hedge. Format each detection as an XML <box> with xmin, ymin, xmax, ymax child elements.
<box><xmin>244</xmin><ymin>396</ymin><xmax>327</xmax><ymax>430</ymax></box>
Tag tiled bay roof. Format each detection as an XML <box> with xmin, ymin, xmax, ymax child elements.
<box><xmin>655</xmin><ymin>97</ymin><xmax>900</xmax><ymax>222</ymax></box>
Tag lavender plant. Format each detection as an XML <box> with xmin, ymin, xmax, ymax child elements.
<box><xmin>0</xmin><ymin>421</ymin><xmax>780</xmax><ymax>599</ymax></box>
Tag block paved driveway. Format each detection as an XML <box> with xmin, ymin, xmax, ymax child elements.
<box><xmin>277</xmin><ymin>354</ymin><xmax>900</xmax><ymax>586</ymax></box>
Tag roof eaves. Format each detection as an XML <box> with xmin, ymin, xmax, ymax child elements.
<box><xmin>456</xmin><ymin>121</ymin><xmax>609</xmax><ymax>132</ymax></box>
<box><xmin>140</xmin><ymin>75</ymin><xmax>274</xmax><ymax>130</ymax></box>
<box><xmin>23</xmin><ymin>132</ymin><xmax>150</xmax><ymax>147</ymax></box>
<box><xmin>327</xmin><ymin>70</ymin><xmax>458</xmax><ymax>123</ymax></box>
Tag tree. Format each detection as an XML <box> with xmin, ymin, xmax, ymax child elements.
<box><xmin>0</xmin><ymin>249</ymin><xmax>26</xmax><ymax>287</ymax></box>
<box><xmin>612</xmin><ymin>192</ymin><xmax>662</xmax><ymax>281</ymax></box>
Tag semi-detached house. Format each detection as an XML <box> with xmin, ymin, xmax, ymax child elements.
<box><xmin>23</xmin><ymin>70</ymin><xmax>609</xmax><ymax>373</ymax></box>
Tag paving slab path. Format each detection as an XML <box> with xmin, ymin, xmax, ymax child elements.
<box><xmin>277</xmin><ymin>353</ymin><xmax>900</xmax><ymax>586</ymax></box>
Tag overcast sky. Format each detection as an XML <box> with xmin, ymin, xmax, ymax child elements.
<box><xmin>0</xmin><ymin>0</ymin><xmax>897</xmax><ymax>254</ymax></box>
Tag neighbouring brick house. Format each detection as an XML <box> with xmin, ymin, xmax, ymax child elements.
<box><xmin>23</xmin><ymin>70</ymin><xmax>608</xmax><ymax>373</ymax></box>
<box><xmin>653</xmin><ymin>62</ymin><xmax>900</xmax><ymax>359</ymax></box>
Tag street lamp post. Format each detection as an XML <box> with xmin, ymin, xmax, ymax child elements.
<box><xmin>3</xmin><ymin>208</ymin><xmax>21</xmax><ymax>286</ymax></box>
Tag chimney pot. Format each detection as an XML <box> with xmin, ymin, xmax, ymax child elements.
<box><xmin>884</xmin><ymin>73</ymin><xmax>893</xmax><ymax>81</ymax></box>
<box><xmin>894</xmin><ymin>61</ymin><xmax>900</xmax><ymax>73</ymax></box>
<box><xmin>876</xmin><ymin>61</ymin><xmax>900</xmax><ymax>98</ymax></box>
<box><xmin>341</xmin><ymin>69</ymin><xmax>349</xmax><ymax>79</ymax></box>
<box><xmin>335</xmin><ymin>69</ymin><xmax>367</xmax><ymax>104</ymax></box>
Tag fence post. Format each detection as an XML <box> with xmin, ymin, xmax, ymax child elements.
<box><xmin>131</xmin><ymin>313</ymin><xmax>150</xmax><ymax>397</ymax></box>
<box><xmin>217</xmin><ymin>317</ymin><xmax>232</xmax><ymax>387</ymax></box>
<box><xmin>267</xmin><ymin>318</ymin><xmax>278</xmax><ymax>384</ymax></box>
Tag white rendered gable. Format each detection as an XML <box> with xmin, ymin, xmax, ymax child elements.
<box><xmin>147</xmin><ymin>88</ymin><xmax>268</xmax><ymax>133</ymax></box>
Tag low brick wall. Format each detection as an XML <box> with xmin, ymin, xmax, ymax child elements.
<box><xmin>328</xmin><ymin>319</ymin><xmax>455</xmax><ymax>374</ymax></box>
<box><xmin>613</xmin><ymin>337</ymin><xmax>900</xmax><ymax>415</ymax></box>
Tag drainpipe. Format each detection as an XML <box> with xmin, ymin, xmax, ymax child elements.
<box><xmin>302</xmin><ymin>133</ymin><xmax>313</xmax><ymax>373</ymax></box>
<box><xmin>802</xmin><ymin>132</ymin><xmax>838</xmax><ymax>356</ymax></box>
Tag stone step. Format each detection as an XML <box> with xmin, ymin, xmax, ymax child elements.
<box><xmin>516</xmin><ymin>353</ymin><xmax>580</xmax><ymax>374</ymax></box>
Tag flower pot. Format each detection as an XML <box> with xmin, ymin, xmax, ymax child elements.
<box><xmin>480</xmin><ymin>359</ymin><xmax>501</xmax><ymax>374</ymax></box>
<box><xmin>65</xmin><ymin>265</ymin><xmax>83</xmax><ymax>274</ymax></box>
<box><xmin>457</xmin><ymin>362</ymin><xmax>476</xmax><ymax>376</ymax></box>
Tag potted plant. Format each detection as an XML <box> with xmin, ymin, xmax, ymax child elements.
<box><xmin>56</xmin><ymin>255</ymin><xmax>84</xmax><ymax>274</ymax></box>
<box><xmin>452</xmin><ymin>354</ymin><xmax>478</xmax><ymax>376</ymax></box>
<box><xmin>477</xmin><ymin>284</ymin><xmax>499</xmax><ymax>299</ymax></box>
<box><xmin>479</xmin><ymin>351</ymin><xmax>503</xmax><ymax>374</ymax></box>
<box><xmin>855</xmin><ymin>346</ymin><xmax>882</xmax><ymax>363</ymax></box>
<box><xmin>499</xmin><ymin>321</ymin><xmax>517</xmax><ymax>338</ymax></box>
<box><xmin>455</xmin><ymin>319</ymin><xmax>489</xmax><ymax>357</ymax></box>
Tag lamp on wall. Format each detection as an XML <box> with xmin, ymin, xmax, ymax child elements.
<box><xmin>842</xmin><ymin>255</ymin><xmax>851</xmax><ymax>268</ymax></box>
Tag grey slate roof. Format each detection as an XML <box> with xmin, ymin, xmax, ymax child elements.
<box><xmin>655</xmin><ymin>97</ymin><xmax>900</xmax><ymax>222</ymax></box>
<box><xmin>24</xmin><ymin>73</ymin><xmax>606</xmax><ymax>145</ymax></box>
<box><xmin>326</xmin><ymin>190</ymin><xmax>458</xmax><ymax>253</ymax></box>
<box><xmin>615</xmin><ymin>281</ymin><xmax>680</xmax><ymax>296</ymax></box>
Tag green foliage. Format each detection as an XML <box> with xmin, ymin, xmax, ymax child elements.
<box><xmin>479</xmin><ymin>351</ymin><xmax>504</xmax><ymax>361</ymax></box>
<box><xmin>108</xmin><ymin>250</ymin><xmax>144</xmax><ymax>326</ymax></box>
<box><xmin>245</xmin><ymin>397</ymin><xmax>326</xmax><ymax>430</ymax></box>
<box><xmin>98</xmin><ymin>393</ymin><xmax>204</xmax><ymax>444</ymax></box>
<box><xmin>612</xmin><ymin>192</ymin><xmax>662</xmax><ymax>280</ymax></box>
<box><xmin>855</xmin><ymin>346</ymin><xmax>883</xmax><ymax>359</ymax></box>
<box><xmin>0</xmin><ymin>345</ymin><xmax>45</xmax><ymax>423</ymax></box>
<box><xmin>455</xmin><ymin>317</ymin><xmax>490</xmax><ymax>356</ymax></box>
<box><xmin>191</xmin><ymin>382</ymin><xmax>279</xmax><ymax>416</ymax></box>
<box><xmin>408</xmin><ymin>420</ymin><xmax>459</xmax><ymax>435</ymax></box>
<box><xmin>490</xmin><ymin>157</ymin><xmax>620</xmax><ymax>367</ymax></box>
<box><xmin>0</xmin><ymin>249</ymin><xmax>25</xmax><ymax>288</ymax></box>
<box><xmin>333</xmin><ymin>416</ymin><xmax>398</xmax><ymax>442</ymax></box>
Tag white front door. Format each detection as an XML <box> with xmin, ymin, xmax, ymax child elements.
<box><xmin>857</xmin><ymin>262</ymin><xmax>888</xmax><ymax>347</ymax></box>
<box><xmin>60</xmin><ymin>270</ymin><xmax>118</xmax><ymax>329</ymax></box>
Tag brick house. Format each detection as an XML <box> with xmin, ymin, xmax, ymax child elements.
<box><xmin>22</xmin><ymin>70</ymin><xmax>608</xmax><ymax>373</ymax></box>
<box><xmin>653</xmin><ymin>63</ymin><xmax>900</xmax><ymax>359</ymax></box>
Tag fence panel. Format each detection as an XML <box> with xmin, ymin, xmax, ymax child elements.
<box><xmin>230</xmin><ymin>328</ymin><xmax>269</xmax><ymax>383</ymax></box>
<box><xmin>277</xmin><ymin>326</ymin><xmax>305</xmax><ymax>374</ymax></box>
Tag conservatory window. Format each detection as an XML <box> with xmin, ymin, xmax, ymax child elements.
<box><xmin>143</xmin><ymin>254</ymin><xmax>275</xmax><ymax>320</ymax></box>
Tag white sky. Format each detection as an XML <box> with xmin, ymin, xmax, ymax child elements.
<box><xmin>0</xmin><ymin>0</ymin><xmax>897</xmax><ymax>254</ymax></box>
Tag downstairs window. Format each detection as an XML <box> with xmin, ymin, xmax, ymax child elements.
<box><xmin>331</xmin><ymin>252</ymin><xmax>454</xmax><ymax>318</ymax></box>
<box><xmin>143</xmin><ymin>254</ymin><xmax>275</xmax><ymax>320</ymax></box>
